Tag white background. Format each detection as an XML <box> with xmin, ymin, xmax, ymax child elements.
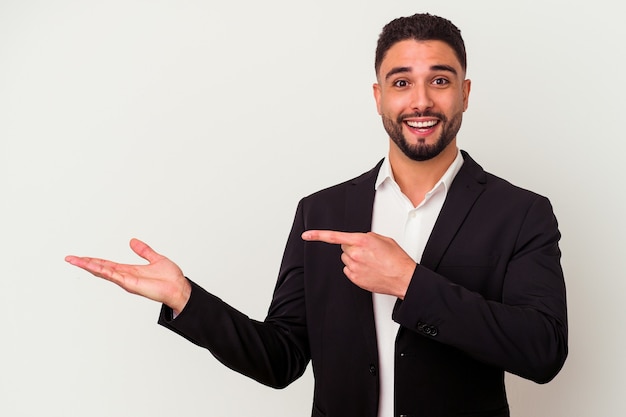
<box><xmin>1</xmin><ymin>1</ymin><xmax>624</xmax><ymax>416</ymax></box>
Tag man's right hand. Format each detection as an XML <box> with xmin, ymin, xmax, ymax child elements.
<box><xmin>65</xmin><ymin>238</ymin><xmax>191</xmax><ymax>315</ymax></box>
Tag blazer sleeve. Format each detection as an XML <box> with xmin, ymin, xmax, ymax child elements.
<box><xmin>393</xmin><ymin>194</ymin><xmax>568</xmax><ymax>383</ymax></box>
<box><xmin>158</xmin><ymin>200</ymin><xmax>310</xmax><ymax>389</ymax></box>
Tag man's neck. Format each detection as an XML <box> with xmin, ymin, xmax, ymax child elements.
<box><xmin>388</xmin><ymin>140</ymin><xmax>458</xmax><ymax>207</ymax></box>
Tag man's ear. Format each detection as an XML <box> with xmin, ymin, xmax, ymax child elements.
<box><xmin>373</xmin><ymin>83</ymin><xmax>382</xmax><ymax>115</ymax></box>
<box><xmin>462</xmin><ymin>79</ymin><xmax>471</xmax><ymax>111</ymax></box>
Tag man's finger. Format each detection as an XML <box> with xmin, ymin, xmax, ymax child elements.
<box><xmin>65</xmin><ymin>256</ymin><xmax>126</xmax><ymax>280</ymax></box>
<box><xmin>129</xmin><ymin>238</ymin><xmax>162</xmax><ymax>263</ymax></box>
<box><xmin>301</xmin><ymin>230</ymin><xmax>364</xmax><ymax>245</ymax></box>
<box><xmin>65</xmin><ymin>255</ymin><xmax>107</xmax><ymax>271</ymax></box>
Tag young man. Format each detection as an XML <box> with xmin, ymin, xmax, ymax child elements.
<box><xmin>66</xmin><ymin>13</ymin><xmax>567</xmax><ymax>417</ymax></box>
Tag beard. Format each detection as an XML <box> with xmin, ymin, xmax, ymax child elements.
<box><xmin>382</xmin><ymin>110</ymin><xmax>463</xmax><ymax>161</ymax></box>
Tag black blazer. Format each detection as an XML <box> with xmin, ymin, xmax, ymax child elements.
<box><xmin>160</xmin><ymin>151</ymin><xmax>568</xmax><ymax>417</ymax></box>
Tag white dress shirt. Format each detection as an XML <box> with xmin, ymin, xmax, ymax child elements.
<box><xmin>371</xmin><ymin>150</ymin><xmax>464</xmax><ymax>417</ymax></box>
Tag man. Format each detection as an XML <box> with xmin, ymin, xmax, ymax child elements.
<box><xmin>66</xmin><ymin>13</ymin><xmax>567</xmax><ymax>417</ymax></box>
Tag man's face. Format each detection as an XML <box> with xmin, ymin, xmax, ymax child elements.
<box><xmin>373</xmin><ymin>39</ymin><xmax>471</xmax><ymax>161</ymax></box>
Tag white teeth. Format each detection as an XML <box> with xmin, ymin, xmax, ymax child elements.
<box><xmin>406</xmin><ymin>120</ymin><xmax>438</xmax><ymax>128</ymax></box>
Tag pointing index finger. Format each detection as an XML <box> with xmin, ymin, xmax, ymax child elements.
<box><xmin>301</xmin><ymin>230</ymin><xmax>363</xmax><ymax>245</ymax></box>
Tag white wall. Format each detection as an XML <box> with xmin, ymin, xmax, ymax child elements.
<box><xmin>1</xmin><ymin>1</ymin><xmax>623</xmax><ymax>416</ymax></box>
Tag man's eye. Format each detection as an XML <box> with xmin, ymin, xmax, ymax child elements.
<box><xmin>433</xmin><ymin>78</ymin><xmax>449</xmax><ymax>86</ymax></box>
<box><xmin>393</xmin><ymin>80</ymin><xmax>409</xmax><ymax>87</ymax></box>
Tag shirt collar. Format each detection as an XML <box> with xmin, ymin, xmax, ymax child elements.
<box><xmin>375</xmin><ymin>149</ymin><xmax>465</xmax><ymax>195</ymax></box>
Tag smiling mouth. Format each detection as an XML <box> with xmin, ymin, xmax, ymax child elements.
<box><xmin>405</xmin><ymin>119</ymin><xmax>439</xmax><ymax>129</ymax></box>
<box><xmin>404</xmin><ymin>119</ymin><xmax>440</xmax><ymax>135</ymax></box>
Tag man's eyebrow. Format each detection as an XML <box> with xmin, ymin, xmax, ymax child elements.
<box><xmin>384</xmin><ymin>66</ymin><xmax>412</xmax><ymax>81</ymax></box>
<box><xmin>431</xmin><ymin>64</ymin><xmax>458</xmax><ymax>75</ymax></box>
<box><xmin>384</xmin><ymin>64</ymin><xmax>458</xmax><ymax>81</ymax></box>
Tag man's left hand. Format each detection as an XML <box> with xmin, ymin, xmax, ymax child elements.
<box><xmin>301</xmin><ymin>230</ymin><xmax>416</xmax><ymax>299</ymax></box>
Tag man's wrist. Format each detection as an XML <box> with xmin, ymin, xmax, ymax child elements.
<box><xmin>171</xmin><ymin>277</ymin><xmax>192</xmax><ymax>316</ymax></box>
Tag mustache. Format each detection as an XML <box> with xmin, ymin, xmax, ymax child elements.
<box><xmin>398</xmin><ymin>111</ymin><xmax>448</xmax><ymax>123</ymax></box>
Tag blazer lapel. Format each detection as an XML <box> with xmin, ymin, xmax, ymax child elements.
<box><xmin>344</xmin><ymin>160</ymin><xmax>383</xmax><ymax>359</ymax></box>
<box><xmin>344</xmin><ymin>160</ymin><xmax>381</xmax><ymax>233</ymax></box>
<box><xmin>420</xmin><ymin>150</ymin><xmax>487</xmax><ymax>270</ymax></box>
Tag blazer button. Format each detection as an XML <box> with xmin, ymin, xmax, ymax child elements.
<box><xmin>369</xmin><ymin>364</ymin><xmax>377</xmax><ymax>376</ymax></box>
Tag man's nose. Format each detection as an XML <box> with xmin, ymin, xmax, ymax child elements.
<box><xmin>409</xmin><ymin>85</ymin><xmax>434</xmax><ymax>112</ymax></box>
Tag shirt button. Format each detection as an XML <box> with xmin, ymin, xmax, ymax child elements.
<box><xmin>369</xmin><ymin>364</ymin><xmax>377</xmax><ymax>376</ymax></box>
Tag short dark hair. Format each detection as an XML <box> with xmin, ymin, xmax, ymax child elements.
<box><xmin>375</xmin><ymin>13</ymin><xmax>467</xmax><ymax>75</ymax></box>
